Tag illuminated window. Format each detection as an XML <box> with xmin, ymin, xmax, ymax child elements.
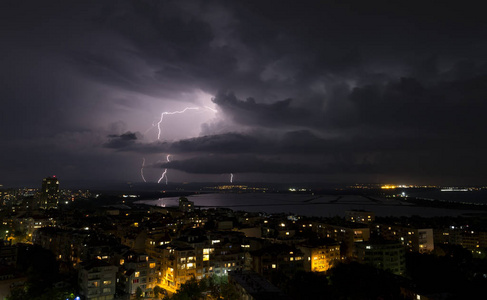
<box><xmin>103</xmin><ymin>280</ymin><xmax>111</xmax><ymax>285</ymax></box>
<box><xmin>271</xmin><ymin>264</ymin><xmax>276</xmax><ymax>269</ymax></box>
<box><xmin>149</xmin><ymin>263</ymin><xmax>156</xmax><ymax>268</ymax></box>
<box><xmin>135</xmin><ymin>272</ymin><xmax>140</xmax><ymax>278</ymax></box>
<box><xmin>120</xmin><ymin>259</ymin><xmax>124</xmax><ymax>265</ymax></box>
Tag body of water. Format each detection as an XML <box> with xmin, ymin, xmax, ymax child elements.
<box><xmin>137</xmin><ymin>191</ymin><xmax>485</xmax><ymax>217</ymax></box>
<box><xmin>406</xmin><ymin>189</ymin><xmax>487</xmax><ymax>204</ymax></box>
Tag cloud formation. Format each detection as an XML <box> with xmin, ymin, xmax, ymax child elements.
<box><xmin>1</xmin><ymin>0</ymin><xmax>487</xmax><ymax>186</ymax></box>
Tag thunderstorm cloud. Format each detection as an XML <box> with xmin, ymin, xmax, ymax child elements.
<box><xmin>2</xmin><ymin>0</ymin><xmax>487</xmax><ymax>186</ymax></box>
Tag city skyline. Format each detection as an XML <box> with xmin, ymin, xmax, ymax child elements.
<box><xmin>2</xmin><ymin>1</ymin><xmax>487</xmax><ymax>187</ymax></box>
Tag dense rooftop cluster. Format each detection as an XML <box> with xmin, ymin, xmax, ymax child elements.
<box><xmin>1</xmin><ymin>188</ymin><xmax>487</xmax><ymax>299</ymax></box>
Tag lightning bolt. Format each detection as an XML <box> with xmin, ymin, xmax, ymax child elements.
<box><xmin>157</xmin><ymin>154</ymin><xmax>171</xmax><ymax>184</ymax></box>
<box><xmin>145</xmin><ymin>106</ymin><xmax>218</xmax><ymax>140</ymax></box>
<box><xmin>204</xmin><ymin>106</ymin><xmax>218</xmax><ymax>113</ymax></box>
<box><xmin>230</xmin><ymin>173</ymin><xmax>233</xmax><ymax>183</ymax></box>
<box><xmin>156</xmin><ymin>107</ymin><xmax>200</xmax><ymax>140</ymax></box>
<box><xmin>142</xmin><ymin>106</ymin><xmax>217</xmax><ymax>182</ymax></box>
<box><xmin>157</xmin><ymin>169</ymin><xmax>167</xmax><ymax>184</ymax></box>
<box><xmin>140</xmin><ymin>158</ymin><xmax>147</xmax><ymax>183</ymax></box>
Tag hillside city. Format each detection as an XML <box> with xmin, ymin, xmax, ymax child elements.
<box><xmin>1</xmin><ymin>177</ymin><xmax>487</xmax><ymax>300</ymax></box>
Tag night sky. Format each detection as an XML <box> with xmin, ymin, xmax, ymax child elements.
<box><xmin>2</xmin><ymin>0</ymin><xmax>487</xmax><ymax>187</ymax></box>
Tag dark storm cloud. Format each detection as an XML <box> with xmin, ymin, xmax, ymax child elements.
<box><xmin>105</xmin><ymin>131</ymin><xmax>141</xmax><ymax>149</ymax></box>
<box><xmin>2</xmin><ymin>0</ymin><xmax>487</xmax><ymax>185</ymax></box>
<box><xmin>108</xmin><ymin>132</ymin><xmax>138</xmax><ymax>140</ymax></box>
<box><xmin>212</xmin><ymin>92</ymin><xmax>317</xmax><ymax>129</ymax></box>
<box><xmin>153</xmin><ymin>154</ymin><xmax>373</xmax><ymax>175</ymax></box>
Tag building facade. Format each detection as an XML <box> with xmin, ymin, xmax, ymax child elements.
<box><xmin>78</xmin><ymin>260</ymin><xmax>117</xmax><ymax>300</ymax></box>
<box><xmin>356</xmin><ymin>241</ymin><xmax>406</xmax><ymax>275</ymax></box>
<box><xmin>39</xmin><ymin>176</ymin><xmax>60</xmax><ymax>210</ymax></box>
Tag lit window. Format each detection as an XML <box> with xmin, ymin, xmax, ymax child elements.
<box><xmin>272</xmin><ymin>264</ymin><xmax>276</xmax><ymax>269</ymax></box>
<box><xmin>103</xmin><ymin>280</ymin><xmax>111</xmax><ymax>285</ymax></box>
<box><xmin>150</xmin><ymin>263</ymin><xmax>156</xmax><ymax>268</ymax></box>
<box><xmin>135</xmin><ymin>272</ymin><xmax>140</xmax><ymax>278</ymax></box>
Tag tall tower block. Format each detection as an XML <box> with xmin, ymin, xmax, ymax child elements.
<box><xmin>39</xmin><ymin>176</ymin><xmax>59</xmax><ymax>209</ymax></box>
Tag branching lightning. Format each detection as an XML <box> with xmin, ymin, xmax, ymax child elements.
<box><xmin>141</xmin><ymin>106</ymin><xmax>217</xmax><ymax>183</ymax></box>
<box><xmin>145</xmin><ymin>106</ymin><xmax>218</xmax><ymax>140</ymax></box>
<box><xmin>156</xmin><ymin>107</ymin><xmax>200</xmax><ymax>140</ymax></box>
<box><xmin>157</xmin><ymin>154</ymin><xmax>171</xmax><ymax>184</ymax></box>
<box><xmin>157</xmin><ymin>169</ymin><xmax>168</xmax><ymax>184</ymax></box>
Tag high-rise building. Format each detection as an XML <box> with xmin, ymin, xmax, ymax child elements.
<box><xmin>39</xmin><ymin>176</ymin><xmax>59</xmax><ymax>209</ymax></box>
